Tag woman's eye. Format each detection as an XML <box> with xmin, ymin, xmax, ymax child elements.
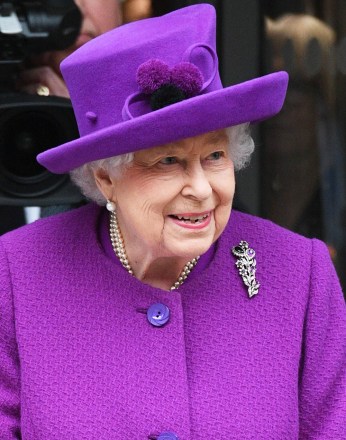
<box><xmin>159</xmin><ymin>156</ymin><xmax>177</xmax><ymax>165</ymax></box>
<box><xmin>207</xmin><ymin>151</ymin><xmax>223</xmax><ymax>160</ymax></box>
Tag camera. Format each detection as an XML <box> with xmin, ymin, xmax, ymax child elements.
<box><xmin>0</xmin><ymin>1</ymin><xmax>83</xmax><ymax>206</ymax></box>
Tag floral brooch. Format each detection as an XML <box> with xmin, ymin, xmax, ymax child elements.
<box><xmin>136</xmin><ymin>59</ymin><xmax>204</xmax><ymax>110</ymax></box>
<box><xmin>232</xmin><ymin>241</ymin><xmax>260</xmax><ymax>298</ymax></box>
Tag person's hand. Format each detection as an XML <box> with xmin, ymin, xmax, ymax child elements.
<box><xmin>17</xmin><ymin>53</ymin><xmax>69</xmax><ymax>98</ymax></box>
<box><xmin>17</xmin><ymin>65</ymin><xmax>70</xmax><ymax>98</ymax></box>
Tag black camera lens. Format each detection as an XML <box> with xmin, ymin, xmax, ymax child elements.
<box><xmin>0</xmin><ymin>95</ymin><xmax>79</xmax><ymax>199</ymax></box>
<box><xmin>1</xmin><ymin>111</ymin><xmax>60</xmax><ymax>178</ymax></box>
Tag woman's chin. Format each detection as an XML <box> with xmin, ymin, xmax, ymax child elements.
<box><xmin>167</xmin><ymin>239</ymin><xmax>214</xmax><ymax>260</ymax></box>
<box><xmin>163</xmin><ymin>217</ymin><xmax>217</xmax><ymax>257</ymax></box>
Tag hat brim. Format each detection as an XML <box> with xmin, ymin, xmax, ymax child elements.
<box><xmin>37</xmin><ymin>71</ymin><xmax>288</xmax><ymax>174</ymax></box>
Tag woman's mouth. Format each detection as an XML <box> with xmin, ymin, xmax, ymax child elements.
<box><xmin>169</xmin><ymin>211</ymin><xmax>212</xmax><ymax>229</ymax></box>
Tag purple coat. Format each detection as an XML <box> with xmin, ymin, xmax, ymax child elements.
<box><xmin>0</xmin><ymin>203</ymin><xmax>345</xmax><ymax>439</ymax></box>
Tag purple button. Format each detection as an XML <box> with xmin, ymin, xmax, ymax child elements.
<box><xmin>157</xmin><ymin>432</ymin><xmax>179</xmax><ymax>440</ymax></box>
<box><xmin>147</xmin><ymin>303</ymin><xmax>170</xmax><ymax>327</ymax></box>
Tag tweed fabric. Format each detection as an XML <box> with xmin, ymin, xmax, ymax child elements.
<box><xmin>0</xmin><ymin>203</ymin><xmax>345</xmax><ymax>439</ymax></box>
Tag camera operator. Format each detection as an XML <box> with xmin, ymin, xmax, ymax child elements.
<box><xmin>0</xmin><ymin>0</ymin><xmax>123</xmax><ymax>234</ymax></box>
<box><xmin>17</xmin><ymin>0</ymin><xmax>123</xmax><ymax>98</ymax></box>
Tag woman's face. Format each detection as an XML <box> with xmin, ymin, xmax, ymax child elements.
<box><xmin>96</xmin><ymin>129</ymin><xmax>235</xmax><ymax>261</ymax></box>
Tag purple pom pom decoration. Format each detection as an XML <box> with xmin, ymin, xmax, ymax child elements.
<box><xmin>136</xmin><ymin>59</ymin><xmax>171</xmax><ymax>94</ymax></box>
<box><xmin>170</xmin><ymin>62</ymin><xmax>203</xmax><ymax>97</ymax></box>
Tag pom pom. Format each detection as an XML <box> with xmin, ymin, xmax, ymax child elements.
<box><xmin>150</xmin><ymin>84</ymin><xmax>186</xmax><ymax>110</ymax></box>
<box><xmin>136</xmin><ymin>59</ymin><xmax>170</xmax><ymax>94</ymax></box>
<box><xmin>170</xmin><ymin>62</ymin><xmax>203</xmax><ymax>97</ymax></box>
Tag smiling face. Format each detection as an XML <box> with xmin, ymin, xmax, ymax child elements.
<box><xmin>95</xmin><ymin>129</ymin><xmax>235</xmax><ymax>265</ymax></box>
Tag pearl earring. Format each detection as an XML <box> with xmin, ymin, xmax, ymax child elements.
<box><xmin>106</xmin><ymin>200</ymin><xmax>116</xmax><ymax>212</ymax></box>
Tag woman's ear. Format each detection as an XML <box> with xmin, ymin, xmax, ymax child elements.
<box><xmin>93</xmin><ymin>167</ymin><xmax>117</xmax><ymax>202</ymax></box>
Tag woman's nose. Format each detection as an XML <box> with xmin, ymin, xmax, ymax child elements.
<box><xmin>181</xmin><ymin>163</ymin><xmax>212</xmax><ymax>201</ymax></box>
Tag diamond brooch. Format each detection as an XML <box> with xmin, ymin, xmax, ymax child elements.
<box><xmin>232</xmin><ymin>241</ymin><xmax>260</xmax><ymax>298</ymax></box>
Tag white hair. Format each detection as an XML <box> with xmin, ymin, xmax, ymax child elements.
<box><xmin>226</xmin><ymin>123</ymin><xmax>255</xmax><ymax>171</ymax></box>
<box><xmin>70</xmin><ymin>123</ymin><xmax>255</xmax><ymax>205</ymax></box>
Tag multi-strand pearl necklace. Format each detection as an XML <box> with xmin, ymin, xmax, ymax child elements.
<box><xmin>109</xmin><ymin>210</ymin><xmax>200</xmax><ymax>291</ymax></box>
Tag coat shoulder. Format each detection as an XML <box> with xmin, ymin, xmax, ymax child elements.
<box><xmin>228</xmin><ymin>210</ymin><xmax>316</xmax><ymax>253</ymax></box>
<box><xmin>0</xmin><ymin>203</ymin><xmax>101</xmax><ymax>254</ymax></box>
<box><xmin>223</xmin><ymin>210</ymin><xmax>333</xmax><ymax>292</ymax></box>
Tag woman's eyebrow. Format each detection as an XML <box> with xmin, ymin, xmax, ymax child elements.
<box><xmin>170</xmin><ymin>133</ymin><xmax>228</xmax><ymax>150</ymax></box>
<box><xmin>155</xmin><ymin>145</ymin><xmax>183</xmax><ymax>156</ymax></box>
<box><xmin>203</xmin><ymin>131</ymin><xmax>229</xmax><ymax>144</ymax></box>
<box><xmin>143</xmin><ymin>132</ymin><xmax>229</xmax><ymax>160</ymax></box>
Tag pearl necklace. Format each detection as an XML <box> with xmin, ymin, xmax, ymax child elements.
<box><xmin>109</xmin><ymin>211</ymin><xmax>200</xmax><ymax>290</ymax></box>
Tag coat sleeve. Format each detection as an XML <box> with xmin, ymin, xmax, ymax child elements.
<box><xmin>0</xmin><ymin>239</ymin><xmax>21</xmax><ymax>439</ymax></box>
<box><xmin>299</xmin><ymin>238</ymin><xmax>346</xmax><ymax>439</ymax></box>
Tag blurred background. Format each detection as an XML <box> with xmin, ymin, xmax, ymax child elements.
<box><xmin>0</xmin><ymin>0</ymin><xmax>345</xmax><ymax>291</ymax></box>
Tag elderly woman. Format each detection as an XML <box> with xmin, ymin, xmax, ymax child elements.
<box><xmin>0</xmin><ymin>4</ymin><xmax>345</xmax><ymax>439</ymax></box>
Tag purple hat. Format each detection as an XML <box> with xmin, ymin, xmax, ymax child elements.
<box><xmin>37</xmin><ymin>4</ymin><xmax>288</xmax><ymax>174</ymax></box>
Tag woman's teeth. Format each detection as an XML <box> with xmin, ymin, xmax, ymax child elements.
<box><xmin>173</xmin><ymin>214</ymin><xmax>209</xmax><ymax>223</ymax></box>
